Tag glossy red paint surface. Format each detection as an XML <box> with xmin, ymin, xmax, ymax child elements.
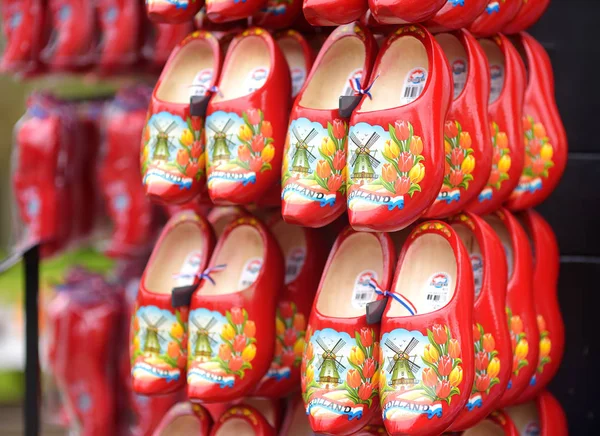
<box><xmin>503</xmin><ymin>0</ymin><xmax>550</xmax><ymax>34</ymax></box>
<box><xmin>368</xmin><ymin>0</ymin><xmax>446</xmax><ymax>24</ymax></box>
<box><xmin>210</xmin><ymin>405</ymin><xmax>276</xmax><ymax>436</ymax></box>
<box><xmin>146</xmin><ymin>0</ymin><xmax>203</xmax><ymax>24</ymax></box>
<box><xmin>448</xmin><ymin>213</ymin><xmax>512</xmax><ymax>431</ymax></box>
<box><xmin>518</xmin><ymin>210</ymin><xmax>565</xmax><ymax>402</ymax></box>
<box><xmin>207</xmin><ymin>206</ymin><xmax>249</xmax><ymax>237</ymax></box>
<box><xmin>275</xmin><ymin>29</ymin><xmax>315</xmax><ymax>100</ymax></box>
<box><xmin>425</xmin><ymin>0</ymin><xmax>488</xmax><ymax>32</ymax></box>
<box><xmin>253</xmin><ymin>0</ymin><xmax>303</xmax><ymax>29</ymax></box>
<box><xmin>281</xmin><ymin>23</ymin><xmax>377</xmax><ymax>228</ymax></box>
<box><xmin>468</xmin><ymin>0</ymin><xmax>523</xmax><ymax>38</ymax></box>
<box><xmin>131</xmin><ymin>212</ymin><xmax>216</xmax><ymax>395</ymax></box>
<box><xmin>487</xmin><ymin>409</ymin><xmax>520</xmax><ymax>436</ymax></box>
<box><xmin>207</xmin><ymin>0</ymin><xmax>266</xmax><ymax>23</ymax></box>
<box><xmin>187</xmin><ymin>217</ymin><xmax>284</xmax><ymax>402</ymax></box>
<box><xmin>142</xmin><ymin>31</ymin><xmax>222</xmax><ymax>205</ymax></box>
<box><xmin>303</xmin><ymin>0</ymin><xmax>368</xmax><ymax>26</ymax></box>
<box><xmin>380</xmin><ymin>221</ymin><xmax>473</xmax><ymax>436</ymax></box>
<box><xmin>490</xmin><ymin>208</ymin><xmax>539</xmax><ymax>409</ymax></box>
<box><xmin>206</xmin><ymin>28</ymin><xmax>291</xmax><ymax>205</ymax></box>
<box><xmin>537</xmin><ymin>390</ymin><xmax>568</xmax><ymax>436</ymax></box>
<box><xmin>302</xmin><ymin>228</ymin><xmax>395</xmax><ymax>435</ymax></box>
<box><xmin>144</xmin><ymin>22</ymin><xmax>195</xmax><ymax>71</ymax></box>
<box><xmin>152</xmin><ymin>402</ymin><xmax>213</xmax><ymax>435</ymax></box>
<box><xmin>505</xmin><ymin>32</ymin><xmax>568</xmax><ymax>211</ymax></box>
<box><xmin>97</xmin><ymin>0</ymin><xmax>142</xmax><ymax>72</ymax></box>
<box><xmin>425</xmin><ymin>30</ymin><xmax>492</xmax><ymax>219</ymax></box>
<box><xmin>465</xmin><ymin>34</ymin><xmax>526</xmax><ymax>215</ymax></box>
<box><xmin>348</xmin><ymin>25</ymin><xmax>452</xmax><ymax>232</ymax></box>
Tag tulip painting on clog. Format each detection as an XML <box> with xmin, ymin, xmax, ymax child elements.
<box><xmin>468</xmin><ymin>0</ymin><xmax>523</xmax><ymax>38</ymax></box>
<box><xmin>146</xmin><ymin>0</ymin><xmax>203</xmax><ymax>24</ymax></box>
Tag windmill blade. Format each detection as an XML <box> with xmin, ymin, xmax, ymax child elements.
<box><xmin>157</xmin><ymin>333</ymin><xmax>168</xmax><ymax>342</ymax></box>
<box><xmin>226</xmin><ymin>138</ymin><xmax>237</xmax><ymax>148</ymax></box>
<box><xmin>316</xmin><ymin>356</ymin><xmax>324</xmax><ymax>370</ymax></box>
<box><xmin>369</xmin><ymin>154</ymin><xmax>381</xmax><ymax>169</ymax></box>
<box><xmin>365</xmin><ymin>132</ymin><xmax>380</xmax><ymax>149</ymax></box>
<box><xmin>387</xmin><ymin>358</ymin><xmax>395</xmax><ymax>373</ymax></box>
<box><xmin>334</xmin><ymin>359</ymin><xmax>346</xmax><ymax>371</ymax></box>
<box><xmin>331</xmin><ymin>339</ymin><xmax>346</xmax><ymax>354</ymax></box>
<box><xmin>192</xmin><ymin>317</ymin><xmax>203</xmax><ymax>330</ymax></box>
<box><xmin>168</xmin><ymin>139</ymin><xmax>178</xmax><ymax>151</ymax></box>
<box><xmin>307</xmin><ymin>150</ymin><xmax>317</xmax><ymax>163</ymax></box>
<box><xmin>165</xmin><ymin>121</ymin><xmax>177</xmax><ymax>134</ymax></box>
<box><xmin>141</xmin><ymin>313</ymin><xmax>152</xmax><ymax>326</ymax></box>
<box><xmin>349</xmin><ymin>132</ymin><xmax>363</xmax><ymax>148</ymax></box>
<box><xmin>404</xmin><ymin>338</ymin><xmax>419</xmax><ymax>354</ymax></box>
<box><xmin>205</xmin><ymin>317</ymin><xmax>217</xmax><ymax>330</ymax></box>
<box><xmin>304</xmin><ymin>128</ymin><xmax>318</xmax><ymax>144</ymax></box>
<box><xmin>207</xmin><ymin>121</ymin><xmax>220</xmax><ymax>133</ymax></box>
<box><xmin>385</xmin><ymin>338</ymin><xmax>403</xmax><ymax>355</ymax></box>
<box><xmin>350</xmin><ymin>151</ymin><xmax>359</xmax><ymax>166</ymax></box>
<box><xmin>315</xmin><ymin>337</ymin><xmax>329</xmax><ymax>352</ymax></box>
<box><xmin>155</xmin><ymin>316</ymin><xmax>167</xmax><ymax>328</ymax></box>
<box><xmin>408</xmin><ymin>360</ymin><xmax>421</xmax><ymax>373</ymax></box>
<box><xmin>208</xmin><ymin>336</ymin><xmax>218</xmax><ymax>346</ymax></box>
<box><xmin>222</xmin><ymin>119</ymin><xmax>234</xmax><ymax>133</ymax></box>
<box><xmin>152</xmin><ymin>120</ymin><xmax>162</xmax><ymax>131</ymax></box>
<box><xmin>292</xmin><ymin>126</ymin><xmax>304</xmax><ymax>143</ymax></box>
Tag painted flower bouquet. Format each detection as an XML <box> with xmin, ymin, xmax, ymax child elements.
<box><xmin>442</xmin><ymin>120</ymin><xmax>475</xmax><ymax>190</ymax></box>
<box><xmin>487</xmin><ymin>121</ymin><xmax>511</xmax><ymax>190</ymax></box>
<box><xmin>507</xmin><ymin>308</ymin><xmax>529</xmax><ymax>376</ymax></box>
<box><xmin>234</xmin><ymin>108</ymin><xmax>275</xmax><ymax>173</ymax></box>
<box><xmin>314</xmin><ymin>120</ymin><xmax>348</xmax><ymax>194</ymax></box>
<box><xmin>343</xmin><ymin>328</ymin><xmax>380</xmax><ymax>407</ymax></box>
<box><xmin>273</xmin><ymin>302</ymin><xmax>306</xmax><ymax>370</ymax></box>
<box><xmin>216</xmin><ymin>307</ymin><xmax>257</xmax><ymax>377</ymax></box>
<box><xmin>522</xmin><ymin>116</ymin><xmax>554</xmax><ymax>179</ymax></box>
<box><xmin>472</xmin><ymin>323</ymin><xmax>501</xmax><ymax>395</ymax></box>
<box><xmin>536</xmin><ymin>315</ymin><xmax>551</xmax><ymax>374</ymax></box>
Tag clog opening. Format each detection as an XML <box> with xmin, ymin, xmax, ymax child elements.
<box><xmin>435</xmin><ymin>33</ymin><xmax>469</xmax><ymax>101</ymax></box>
<box><xmin>213</xmin><ymin>36</ymin><xmax>271</xmax><ymax>102</ymax></box>
<box><xmin>215</xmin><ymin>418</ymin><xmax>255</xmax><ymax>436</ymax></box>
<box><xmin>209</xmin><ymin>207</ymin><xmax>245</xmax><ymax>238</ymax></box>
<box><xmin>272</xmin><ymin>220</ymin><xmax>307</xmax><ymax>284</ymax></box>
<box><xmin>299</xmin><ymin>37</ymin><xmax>366</xmax><ymax>110</ymax></box>
<box><xmin>483</xmin><ymin>215</ymin><xmax>514</xmax><ymax>281</ymax></box>
<box><xmin>359</xmin><ymin>36</ymin><xmax>428</xmax><ymax>112</ymax></box>
<box><xmin>506</xmin><ymin>402</ymin><xmax>540</xmax><ymax>434</ymax></box>
<box><xmin>462</xmin><ymin>419</ymin><xmax>506</xmax><ymax>436</ymax></box>
<box><xmin>452</xmin><ymin>224</ymin><xmax>484</xmax><ymax>302</ymax></box>
<box><xmin>286</xmin><ymin>401</ymin><xmax>312</xmax><ymax>436</ymax></box>
<box><xmin>145</xmin><ymin>222</ymin><xmax>206</xmax><ymax>294</ymax></box>
<box><xmin>158</xmin><ymin>415</ymin><xmax>201</xmax><ymax>435</ymax></box>
<box><xmin>203</xmin><ymin>226</ymin><xmax>264</xmax><ymax>295</ymax></box>
<box><xmin>316</xmin><ymin>233</ymin><xmax>384</xmax><ymax>317</ymax></box>
<box><xmin>156</xmin><ymin>40</ymin><xmax>215</xmax><ymax>104</ymax></box>
<box><xmin>479</xmin><ymin>38</ymin><xmax>506</xmax><ymax>104</ymax></box>
<box><xmin>277</xmin><ymin>36</ymin><xmax>308</xmax><ymax>97</ymax></box>
<box><xmin>390</xmin><ymin>233</ymin><xmax>457</xmax><ymax>316</ymax></box>
<box><xmin>243</xmin><ymin>398</ymin><xmax>276</xmax><ymax>427</ymax></box>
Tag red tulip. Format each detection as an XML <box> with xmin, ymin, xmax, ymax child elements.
<box><xmin>438</xmin><ymin>355</ymin><xmax>452</xmax><ymax>376</ymax></box>
<box><xmin>362</xmin><ymin>358</ymin><xmax>376</xmax><ymax>379</ymax></box>
<box><xmin>191</xmin><ymin>141</ymin><xmax>203</xmax><ymax>159</ymax></box>
<box><xmin>293</xmin><ymin>313</ymin><xmax>305</xmax><ymax>332</ymax></box>
<box><xmin>333</xmin><ymin>119</ymin><xmax>346</xmax><ymax>140</ymax></box>
<box><xmin>261</xmin><ymin>121</ymin><xmax>273</xmax><ymax>138</ymax></box>
<box><xmin>532</xmin><ymin>158</ymin><xmax>545</xmax><ymax>175</ymax></box>
<box><xmin>186</xmin><ymin>162</ymin><xmax>199</xmax><ymax>178</ymax></box>
<box><xmin>451</xmin><ymin>148</ymin><xmax>464</xmax><ymax>166</ymax></box>
<box><xmin>432</xmin><ymin>325</ymin><xmax>448</xmax><ymax>345</ymax></box>
<box><xmin>177</xmin><ymin>149</ymin><xmax>189</xmax><ymax>167</ymax></box>
<box><xmin>219</xmin><ymin>344</ymin><xmax>232</xmax><ymax>361</ymax></box>
<box><xmin>436</xmin><ymin>380</ymin><xmax>452</xmax><ymax>399</ymax></box>
<box><xmin>448</xmin><ymin>339</ymin><xmax>461</xmax><ymax>359</ymax></box>
<box><xmin>488</xmin><ymin>170</ymin><xmax>500</xmax><ymax>185</ymax></box>
<box><xmin>398</xmin><ymin>152</ymin><xmax>414</xmax><ymax>172</ymax></box>
<box><xmin>275</xmin><ymin>341</ymin><xmax>283</xmax><ymax>357</ymax></box>
<box><xmin>358</xmin><ymin>383</ymin><xmax>374</xmax><ymax>401</ymax></box>
<box><xmin>231</xmin><ymin>308</ymin><xmax>244</xmax><ymax>325</ymax></box>
<box><xmin>475</xmin><ymin>374</ymin><xmax>490</xmax><ymax>392</ymax></box>
<box><xmin>316</xmin><ymin>160</ymin><xmax>331</xmax><ymax>179</ymax></box>
<box><xmin>394</xmin><ymin>177</ymin><xmax>411</xmax><ymax>195</ymax></box>
<box><xmin>177</xmin><ymin>354</ymin><xmax>187</xmax><ymax>368</ymax></box>
<box><xmin>333</xmin><ymin>150</ymin><xmax>346</xmax><ymax>171</ymax></box>
<box><xmin>422</xmin><ymin>367</ymin><xmax>438</xmax><ymax>387</ymax></box>
<box><xmin>382</xmin><ymin>163</ymin><xmax>398</xmax><ymax>183</ymax></box>
<box><xmin>475</xmin><ymin>351</ymin><xmax>489</xmax><ymax>372</ymax></box>
<box><xmin>493</xmin><ymin>147</ymin><xmax>502</xmax><ymax>163</ymax></box>
<box><xmin>445</xmin><ymin>121</ymin><xmax>459</xmax><ymax>139</ymax></box>
<box><xmin>249</xmin><ymin>156</ymin><xmax>263</xmax><ymax>172</ymax></box>
<box><xmin>395</xmin><ymin>121</ymin><xmax>411</xmax><ymax>141</ymax></box>
<box><xmin>229</xmin><ymin>356</ymin><xmax>243</xmax><ymax>372</ymax></box>
<box><xmin>247</xmin><ymin>108</ymin><xmax>261</xmax><ymax>125</ymax></box>
<box><xmin>473</xmin><ymin>324</ymin><xmax>481</xmax><ymax>342</ymax></box>
<box><xmin>191</xmin><ymin>116</ymin><xmax>203</xmax><ymax>132</ymax></box>
<box><xmin>284</xmin><ymin>328</ymin><xmax>297</xmax><ymax>347</ymax></box>
<box><xmin>511</xmin><ymin>316</ymin><xmax>524</xmax><ymax>335</ymax></box>
<box><xmin>244</xmin><ymin>321</ymin><xmax>256</xmax><ymax>338</ymax></box>
<box><xmin>251</xmin><ymin>134</ymin><xmax>265</xmax><ymax>153</ymax></box>
<box><xmin>327</xmin><ymin>174</ymin><xmax>343</xmax><ymax>192</ymax></box>
<box><xmin>233</xmin><ymin>335</ymin><xmax>247</xmax><ymax>353</ymax></box>
<box><xmin>282</xmin><ymin>350</ymin><xmax>296</xmax><ymax>367</ymax></box>
<box><xmin>449</xmin><ymin>169</ymin><xmax>464</xmax><ymax>186</ymax></box>
<box><xmin>522</xmin><ymin>116</ymin><xmax>532</xmax><ymax>131</ymax></box>
<box><xmin>279</xmin><ymin>302</ymin><xmax>294</xmax><ymax>319</ymax></box>
<box><xmin>346</xmin><ymin>369</ymin><xmax>361</xmax><ymax>389</ymax></box>
<box><xmin>238</xmin><ymin>145</ymin><xmax>251</xmax><ymax>162</ymax></box>
<box><xmin>529</xmin><ymin>138</ymin><xmax>542</xmax><ymax>156</ymax></box>
<box><xmin>482</xmin><ymin>334</ymin><xmax>495</xmax><ymax>353</ymax></box>
<box><xmin>359</xmin><ymin>327</ymin><xmax>374</xmax><ymax>348</ymax></box>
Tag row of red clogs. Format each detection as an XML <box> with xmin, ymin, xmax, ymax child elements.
<box><xmin>129</xmin><ymin>203</ymin><xmax>563</xmax><ymax>435</ymax></box>
<box><xmin>140</xmin><ymin>23</ymin><xmax>566</xmax><ymax>233</ymax></box>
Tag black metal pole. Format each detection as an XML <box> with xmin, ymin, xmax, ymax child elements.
<box><xmin>23</xmin><ymin>245</ymin><xmax>40</xmax><ymax>436</ymax></box>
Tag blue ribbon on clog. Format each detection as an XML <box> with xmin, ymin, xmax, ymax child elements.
<box><xmin>350</xmin><ymin>74</ymin><xmax>380</xmax><ymax>100</ymax></box>
<box><xmin>368</xmin><ymin>278</ymin><xmax>417</xmax><ymax>316</ymax></box>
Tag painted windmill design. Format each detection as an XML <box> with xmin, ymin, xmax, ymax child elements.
<box><xmin>350</xmin><ymin>132</ymin><xmax>380</xmax><ymax>181</ymax></box>
<box><xmin>290</xmin><ymin>126</ymin><xmax>318</xmax><ymax>175</ymax></box>
<box><xmin>208</xmin><ymin>118</ymin><xmax>236</xmax><ymax>164</ymax></box>
<box><xmin>141</xmin><ymin>314</ymin><xmax>167</xmax><ymax>355</ymax></box>
<box><xmin>315</xmin><ymin>337</ymin><xmax>346</xmax><ymax>388</ymax></box>
<box><xmin>385</xmin><ymin>337</ymin><xmax>421</xmax><ymax>389</ymax></box>
<box><xmin>150</xmin><ymin>120</ymin><xmax>178</xmax><ymax>161</ymax></box>
<box><xmin>191</xmin><ymin>316</ymin><xmax>218</xmax><ymax>362</ymax></box>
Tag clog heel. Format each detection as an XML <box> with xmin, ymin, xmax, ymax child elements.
<box><xmin>206</xmin><ymin>0</ymin><xmax>267</xmax><ymax>23</ymax></box>
<box><xmin>210</xmin><ymin>405</ymin><xmax>275</xmax><ymax>436</ymax></box>
<box><xmin>503</xmin><ymin>0</ymin><xmax>550</xmax><ymax>34</ymax></box>
<box><xmin>368</xmin><ymin>0</ymin><xmax>446</xmax><ymax>25</ymax></box>
<box><xmin>303</xmin><ymin>0</ymin><xmax>368</xmax><ymax>26</ymax></box>
<box><xmin>152</xmin><ymin>402</ymin><xmax>213</xmax><ymax>435</ymax></box>
<box><xmin>468</xmin><ymin>0</ymin><xmax>523</xmax><ymax>38</ymax></box>
<box><xmin>505</xmin><ymin>390</ymin><xmax>568</xmax><ymax>436</ymax></box>
<box><xmin>460</xmin><ymin>409</ymin><xmax>519</xmax><ymax>436</ymax></box>
<box><xmin>146</xmin><ymin>0</ymin><xmax>203</xmax><ymax>24</ymax></box>
<box><xmin>425</xmin><ymin>0</ymin><xmax>488</xmax><ymax>32</ymax></box>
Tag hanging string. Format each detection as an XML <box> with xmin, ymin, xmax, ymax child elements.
<box><xmin>367</xmin><ymin>278</ymin><xmax>417</xmax><ymax>316</ymax></box>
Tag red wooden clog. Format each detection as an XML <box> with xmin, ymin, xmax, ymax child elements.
<box><xmin>517</xmin><ymin>210</ymin><xmax>564</xmax><ymax>402</ymax></box>
<box><xmin>483</xmin><ymin>209</ymin><xmax>539</xmax><ymax>409</ymax></box>
<box><xmin>281</xmin><ymin>23</ymin><xmax>377</xmax><ymax>228</ymax></box>
<box><xmin>424</xmin><ymin>30</ymin><xmax>492</xmax><ymax>219</ymax></box>
<box><xmin>379</xmin><ymin>221</ymin><xmax>474</xmax><ymax>436</ymax></box>
<box><xmin>303</xmin><ymin>0</ymin><xmax>368</xmax><ymax>26</ymax></box>
<box><xmin>503</xmin><ymin>0</ymin><xmax>550</xmax><ymax>34</ymax></box>
<box><xmin>279</xmin><ymin>396</ymin><xmax>313</xmax><ymax>435</ymax></box>
<box><xmin>128</xmin><ymin>391</ymin><xmax>183</xmax><ymax>435</ymax></box>
<box><xmin>448</xmin><ymin>213</ymin><xmax>512</xmax><ymax>431</ymax></box>
<box><xmin>506</xmin><ymin>390</ymin><xmax>568</xmax><ymax>436</ymax></box>
<box><xmin>206</xmin><ymin>28</ymin><xmax>290</xmax><ymax>205</ymax></box>
<box><xmin>275</xmin><ymin>29</ymin><xmax>315</xmax><ymax>101</ymax></box>
<box><xmin>207</xmin><ymin>206</ymin><xmax>249</xmax><ymax>237</ymax></box>
<box><xmin>253</xmin><ymin>0</ymin><xmax>303</xmax><ymax>29</ymax></box>
<box><xmin>253</xmin><ymin>217</ymin><xmax>326</xmax><ymax>398</ymax></box>
<box><xmin>467</xmin><ymin>0</ymin><xmax>522</xmax><ymax>38</ymax></box>
<box><xmin>131</xmin><ymin>212</ymin><xmax>216</xmax><ymax>395</ymax></box>
<box><xmin>425</xmin><ymin>0</ymin><xmax>488</xmax><ymax>32</ymax></box>
<box><xmin>465</xmin><ymin>35</ymin><xmax>526</xmax><ymax>216</ymax></box>
<box><xmin>368</xmin><ymin>0</ymin><xmax>446</xmax><ymax>25</ymax></box>
<box><xmin>461</xmin><ymin>409</ymin><xmax>519</xmax><ymax>436</ymax></box>
<box><xmin>347</xmin><ymin>25</ymin><xmax>452</xmax><ymax>232</ymax></box>
<box><xmin>187</xmin><ymin>217</ymin><xmax>284</xmax><ymax>402</ymax></box>
<box><xmin>152</xmin><ymin>402</ymin><xmax>213</xmax><ymax>435</ymax></box>
<box><xmin>206</xmin><ymin>0</ymin><xmax>266</xmax><ymax>23</ymax></box>
<box><xmin>146</xmin><ymin>0</ymin><xmax>204</xmax><ymax>24</ymax></box>
<box><xmin>143</xmin><ymin>21</ymin><xmax>195</xmax><ymax>72</ymax></box>
<box><xmin>505</xmin><ymin>32</ymin><xmax>568</xmax><ymax>211</ymax></box>
<box><xmin>302</xmin><ymin>228</ymin><xmax>395</xmax><ymax>435</ymax></box>
<box><xmin>210</xmin><ymin>405</ymin><xmax>275</xmax><ymax>436</ymax></box>
<box><xmin>142</xmin><ymin>31</ymin><xmax>222</xmax><ymax>205</ymax></box>
<box><xmin>242</xmin><ymin>398</ymin><xmax>283</xmax><ymax>428</ymax></box>
<box><xmin>97</xmin><ymin>0</ymin><xmax>142</xmax><ymax>72</ymax></box>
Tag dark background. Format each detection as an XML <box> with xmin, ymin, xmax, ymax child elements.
<box><xmin>529</xmin><ymin>1</ymin><xmax>599</xmax><ymax>433</ymax></box>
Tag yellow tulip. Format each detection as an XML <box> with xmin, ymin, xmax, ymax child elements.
<box><xmin>540</xmin><ymin>144</ymin><xmax>554</xmax><ymax>162</ymax></box>
<box><xmin>540</xmin><ymin>337</ymin><xmax>552</xmax><ymax>358</ymax></box>
<box><xmin>242</xmin><ymin>344</ymin><xmax>257</xmax><ymax>362</ymax></box>
<box><xmin>261</xmin><ymin>144</ymin><xmax>275</xmax><ymax>163</ymax></box>
<box><xmin>445</xmin><ymin>139</ymin><xmax>452</xmax><ymax>154</ymax></box>
<box><xmin>222</xmin><ymin>323</ymin><xmax>236</xmax><ymax>341</ymax></box>
<box><xmin>496</xmin><ymin>132</ymin><xmax>509</xmax><ymax>149</ymax></box>
<box><xmin>321</xmin><ymin>137</ymin><xmax>336</xmax><ymax>157</ymax></box>
<box><xmin>498</xmin><ymin>155</ymin><xmax>512</xmax><ymax>173</ymax></box>
<box><xmin>487</xmin><ymin>357</ymin><xmax>501</xmax><ymax>379</ymax></box>
<box><xmin>239</xmin><ymin>124</ymin><xmax>253</xmax><ymax>142</ymax></box>
<box><xmin>384</xmin><ymin>140</ymin><xmax>400</xmax><ymax>160</ymax></box>
<box><xmin>423</xmin><ymin>344</ymin><xmax>440</xmax><ymax>364</ymax></box>
<box><xmin>294</xmin><ymin>338</ymin><xmax>305</xmax><ymax>356</ymax></box>
<box><xmin>371</xmin><ymin>369</ymin><xmax>380</xmax><ymax>386</ymax></box>
<box><xmin>276</xmin><ymin>317</ymin><xmax>286</xmax><ymax>336</ymax></box>
<box><xmin>133</xmin><ymin>336</ymin><xmax>140</xmax><ymax>350</ymax></box>
<box><xmin>408</xmin><ymin>163</ymin><xmax>425</xmax><ymax>184</ymax></box>
<box><xmin>181</xmin><ymin>129</ymin><xmax>194</xmax><ymax>147</ymax></box>
<box><xmin>349</xmin><ymin>346</ymin><xmax>365</xmax><ymax>366</ymax></box>
<box><xmin>170</xmin><ymin>322</ymin><xmax>184</xmax><ymax>339</ymax></box>
<box><xmin>306</xmin><ymin>365</ymin><xmax>314</xmax><ymax>382</ymax></box>
<box><xmin>449</xmin><ymin>366</ymin><xmax>463</xmax><ymax>387</ymax></box>
<box><xmin>515</xmin><ymin>339</ymin><xmax>529</xmax><ymax>361</ymax></box>
<box><xmin>461</xmin><ymin>155</ymin><xmax>476</xmax><ymax>174</ymax></box>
